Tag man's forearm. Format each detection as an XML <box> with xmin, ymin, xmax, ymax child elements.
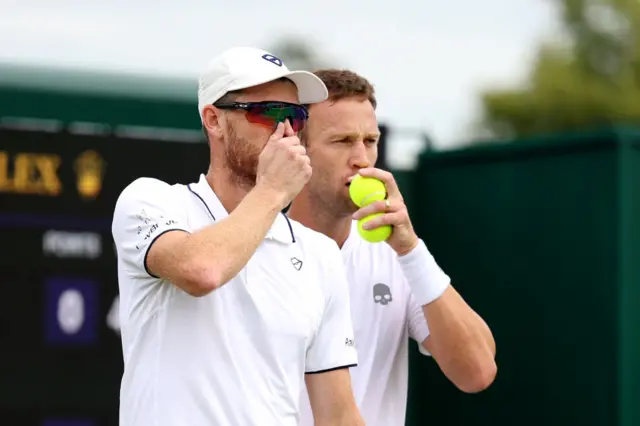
<box><xmin>423</xmin><ymin>286</ymin><xmax>496</xmax><ymax>393</ymax></box>
<box><xmin>396</xmin><ymin>239</ymin><xmax>496</xmax><ymax>393</ymax></box>
<box><xmin>175</xmin><ymin>184</ymin><xmax>286</xmax><ymax>289</ymax></box>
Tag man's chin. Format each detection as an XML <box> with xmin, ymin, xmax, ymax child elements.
<box><xmin>341</xmin><ymin>191</ymin><xmax>359</xmax><ymax>214</ymax></box>
<box><xmin>340</xmin><ymin>199</ymin><xmax>359</xmax><ymax>217</ymax></box>
<box><xmin>322</xmin><ymin>198</ymin><xmax>356</xmax><ymax>218</ymax></box>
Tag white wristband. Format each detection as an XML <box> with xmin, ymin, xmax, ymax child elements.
<box><xmin>397</xmin><ymin>239</ymin><xmax>450</xmax><ymax>306</ymax></box>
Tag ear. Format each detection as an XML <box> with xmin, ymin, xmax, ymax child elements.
<box><xmin>202</xmin><ymin>105</ymin><xmax>224</xmax><ymax>140</ymax></box>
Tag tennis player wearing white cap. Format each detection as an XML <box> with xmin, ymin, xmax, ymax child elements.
<box><xmin>112</xmin><ymin>47</ymin><xmax>363</xmax><ymax>426</ymax></box>
<box><xmin>288</xmin><ymin>69</ymin><xmax>497</xmax><ymax>426</ymax></box>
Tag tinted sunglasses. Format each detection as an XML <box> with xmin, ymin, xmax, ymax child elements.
<box><xmin>213</xmin><ymin>101</ymin><xmax>309</xmax><ymax>132</ymax></box>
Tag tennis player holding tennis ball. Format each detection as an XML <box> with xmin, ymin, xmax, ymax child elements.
<box><xmin>289</xmin><ymin>69</ymin><xmax>497</xmax><ymax>426</ymax></box>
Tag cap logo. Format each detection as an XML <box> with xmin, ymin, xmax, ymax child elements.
<box><xmin>262</xmin><ymin>54</ymin><xmax>283</xmax><ymax>67</ymax></box>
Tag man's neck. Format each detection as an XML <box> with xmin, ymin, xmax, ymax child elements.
<box><xmin>205</xmin><ymin>165</ymin><xmax>250</xmax><ymax>214</ymax></box>
<box><xmin>288</xmin><ymin>193</ymin><xmax>353</xmax><ymax>249</ymax></box>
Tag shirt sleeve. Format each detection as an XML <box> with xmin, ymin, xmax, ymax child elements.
<box><xmin>111</xmin><ymin>178</ymin><xmax>191</xmax><ymax>278</ymax></box>
<box><xmin>407</xmin><ymin>285</ymin><xmax>432</xmax><ymax>357</ymax></box>
<box><xmin>305</xmin><ymin>242</ymin><xmax>358</xmax><ymax>374</ymax></box>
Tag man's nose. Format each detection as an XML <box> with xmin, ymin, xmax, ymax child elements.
<box><xmin>349</xmin><ymin>141</ymin><xmax>370</xmax><ymax>168</ymax></box>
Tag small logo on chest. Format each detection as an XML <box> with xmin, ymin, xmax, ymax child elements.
<box><xmin>373</xmin><ymin>283</ymin><xmax>393</xmax><ymax>305</ymax></box>
<box><xmin>290</xmin><ymin>257</ymin><xmax>303</xmax><ymax>271</ymax></box>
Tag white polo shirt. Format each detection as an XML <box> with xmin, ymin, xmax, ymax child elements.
<box><xmin>298</xmin><ymin>221</ymin><xmax>434</xmax><ymax>426</ymax></box>
<box><xmin>111</xmin><ymin>174</ymin><xmax>358</xmax><ymax>426</ymax></box>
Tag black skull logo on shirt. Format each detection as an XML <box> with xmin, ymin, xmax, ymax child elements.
<box><xmin>373</xmin><ymin>283</ymin><xmax>393</xmax><ymax>306</ymax></box>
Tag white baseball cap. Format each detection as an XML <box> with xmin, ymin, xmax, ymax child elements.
<box><xmin>197</xmin><ymin>46</ymin><xmax>328</xmax><ymax>120</ymax></box>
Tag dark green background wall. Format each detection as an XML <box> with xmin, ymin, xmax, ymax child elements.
<box><xmin>405</xmin><ymin>127</ymin><xmax>640</xmax><ymax>426</ymax></box>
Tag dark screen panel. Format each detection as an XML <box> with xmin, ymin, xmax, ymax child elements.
<box><xmin>0</xmin><ymin>128</ymin><xmax>208</xmax><ymax>426</ymax></box>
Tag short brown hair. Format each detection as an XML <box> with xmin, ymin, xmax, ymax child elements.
<box><xmin>312</xmin><ymin>69</ymin><xmax>377</xmax><ymax>109</ymax></box>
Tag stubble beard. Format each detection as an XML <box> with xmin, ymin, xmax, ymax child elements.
<box><xmin>224</xmin><ymin>125</ymin><xmax>261</xmax><ymax>190</ymax></box>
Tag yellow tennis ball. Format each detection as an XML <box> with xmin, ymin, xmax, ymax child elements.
<box><xmin>349</xmin><ymin>175</ymin><xmax>387</xmax><ymax>207</ymax></box>
<box><xmin>357</xmin><ymin>213</ymin><xmax>392</xmax><ymax>243</ymax></box>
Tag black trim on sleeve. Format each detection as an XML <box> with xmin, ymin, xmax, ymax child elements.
<box><xmin>305</xmin><ymin>363</ymin><xmax>357</xmax><ymax>375</ymax></box>
<box><xmin>143</xmin><ymin>228</ymin><xmax>190</xmax><ymax>278</ymax></box>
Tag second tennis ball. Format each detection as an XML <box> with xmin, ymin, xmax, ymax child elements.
<box><xmin>357</xmin><ymin>213</ymin><xmax>393</xmax><ymax>243</ymax></box>
<box><xmin>349</xmin><ymin>175</ymin><xmax>387</xmax><ymax>208</ymax></box>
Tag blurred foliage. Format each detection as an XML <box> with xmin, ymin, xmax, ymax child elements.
<box><xmin>480</xmin><ymin>0</ymin><xmax>640</xmax><ymax>139</ymax></box>
<box><xmin>268</xmin><ymin>37</ymin><xmax>330</xmax><ymax>71</ymax></box>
